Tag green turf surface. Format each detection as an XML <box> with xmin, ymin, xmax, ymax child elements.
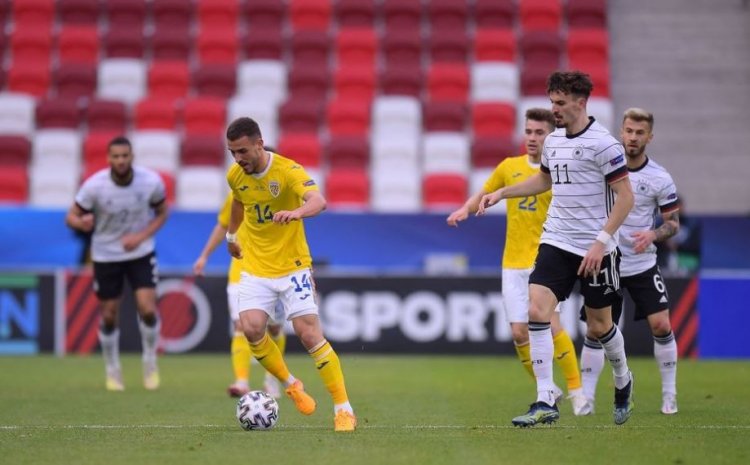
<box><xmin>1</xmin><ymin>354</ymin><xmax>748</xmax><ymax>465</ymax></box>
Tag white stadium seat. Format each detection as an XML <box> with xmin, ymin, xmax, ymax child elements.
<box><xmin>176</xmin><ymin>166</ymin><xmax>226</xmax><ymax>211</ymax></box>
<box><xmin>236</xmin><ymin>60</ymin><xmax>288</xmax><ymax>105</ymax></box>
<box><xmin>471</xmin><ymin>62</ymin><xmax>520</xmax><ymax>103</ymax></box>
<box><xmin>0</xmin><ymin>92</ymin><xmax>36</xmax><ymax>136</ymax></box>
<box><xmin>97</xmin><ymin>58</ymin><xmax>147</xmax><ymax>104</ymax></box>
<box><xmin>422</xmin><ymin>132</ymin><xmax>471</xmax><ymax>175</ymax></box>
<box><xmin>130</xmin><ymin>130</ymin><xmax>180</xmax><ymax>173</ymax></box>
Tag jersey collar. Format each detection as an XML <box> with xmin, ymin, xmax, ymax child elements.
<box><xmin>566</xmin><ymin>116</ymin><xmax>596</xmax><ymax>139</ymax></box>
<box><xmin>628</xmin><ymin>156</ymin><xmax>650</xmax><ymax>172</ymax></box>
<box><xmin>251</xmin><ymin>151</ymin><xmax>274</xmax><ymax>179</ymax></box>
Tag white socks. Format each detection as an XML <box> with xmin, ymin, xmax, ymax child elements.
<box><xmin>529</xmin><ymin>322</ymin><xmax>555</xmax><ymax>405</ymax></box>
<box><xmin>654</xmin><ymin>332</ymin><xmax>678</xmax><ymax>395</ymax></box>
<box><xmin>138</xmin><ymin>318</ymin><xmax>160</xmax><ymax>365</ymax></box>
<box><xmin>580</xmin><ymin>336</ymin><xmax>605</xmax><ymax>400</ymax></box>
<box><xmin>98</xmin><ymin>327</ymin><xmax>121</xmax><ymax>373</ymax></box>
<box><xmin>599</xmin><ymin>325</ymin><xmax>631</xmax><ymax>390</ymax></box>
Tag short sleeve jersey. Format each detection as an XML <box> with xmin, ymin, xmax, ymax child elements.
<box><xmin>619</xmin><ymin>157</ymin><xmax>679</xmax><ymax>277</ymax></box>
<box><xmin>540</xmin><ymin>118</ymin><xmax>629</xmax><ymax>257</ymax></box>
<box><xmin>75</xmin><ymin>165</ymin><xmax>166</xmax><ymax>262</ymax></box>
<box><xmin>483</xmin><ymin>155</ymin><xmax>551</xmax><ymax>269</ymax></box>
<box><xmin>226</xmin><ymin>152</ymin><xmax>319</xmax><ymax>278</ymax></box>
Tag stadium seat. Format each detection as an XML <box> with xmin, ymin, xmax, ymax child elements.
<box><xmin>515</xmin><ymin>96</ymin><xmax>552</xmax><ymax>137</ymax></box>
<box><xmin>278</xmin><ymin>99</ymin><xmax>323</xmax><ymax>134</ymax></box>
<box><xmin>471</xmin><ymin>62</ymin><xmax>519</xmax><ymax>103</ymax></box>
<box><xmin>382</xmin><ymin>0</ymin><xmax>422</xmax><ymax>30</ymax></box>
<box><xmin>183</xmin><ymin>97</ymin><xmax>226</xmax><ymax>135</ymax></box>
<box><xmin>519</xmin><ymin>0</ymin><xmax>562</xmax><ymax>31</ymax></box>
<box><xmin>370</xmin><ymin>165</ymin><xmax>421</xmax><ymax>212</ymax></box>
<box><xmin>11</xmin><ymin>29</ymin><xmax>52</xmax><ymax>64</ymax></box>
<box><xmin>325</xmin><ymin>168</ymin><xmax>369</xmax><ymax>210</ymax></box>
<box><xmin>58</xmin><ymin>0</ymin><xmax>99</xmax><ymax>24</ymax></box>
<box><xmin>176</xmin><ymin>166</ymin><xmax>226</xmax><ymax>211</ymax></box>
<box><xmin>567</xmin><ymin>28</ymin><xmax>610</xmax><ymax>69</ymax></box>
<box><xmin>29</xmin><ymin>166</ymin><xmax>79</xmax><ymax>207</ymax></box>
<box><xmin>474</xmin><ymin>29</ymin><xmax>516</xmax><ymax>62</ymax></box>
<box><xmin>327</xmin><ymin>135</ymin><xmax>369</xmax><ymax>168</ymax></box>
<box><xmin>243</xmin><ymin>0</ymin><xmax>286</xmax><ymax>29</ymax></box>
<box><xmin>57</xmin><ymin>26</ymin><xmax>99</xmax><ymax>64</ymax></box>
<box><xmin>192</xmin><ymin>64</ymin><xmax>237</xmax><ymax>98</ymax></box>
<box><xmin>422</xmin><ymin>132</ymin><xmax>471</xmax><ymax>175</ymax></box>
<box><xmin>277</xmin><ymin>133</ymin><xmax>322</xmax><ymax>167</ymax></box>
<box><xmin>520</xmin><ymin>30</ymin><xmax>563</xmax><ymax>69</ymax></box>
<box><xmin>0</xmin><ymin>93</ymin><xmax>36</xmax><ymax>136</ymax></box>
<box><xmin>130</xmin><ymin>130</ymin><xmax>181</xmax><ymax>172</ymax></box>
<box><xmin>287</xmin><ymin>66</ymin><xmax>329</xmax><ymax>104</ymax></box>
<box><xmin>181</xmin><ymin>134</ymin><xmax>225</xmax><ymax>167</ymax></box>
<box><xmin>427</xmin><ymin>63</ymin><xmax>470</xmax><ymax>103</ymax></box>
<box><xmin>105</xmin><ymin>0</ymin><xmax>147</xmax><ymax>29</ymax></box>
<box><xmin>0</xmin><ymin>0</ymin><xmax>7</xmax><ymax>25</ymax></box>
<box><xmin>12</xmin><ymin>0</ymin><xmax>54</xmax><ymax>29</ymax></box>
<box><xmin>236</xmin><ymin>60</ymin><xmax>287</xmax><ymax>104</ymax></box>
<box><xmin>567</xmin><ymin>0</ymin><xmax>607</xmax><ymax>29</ymax></box>
<box><xmin>134</xmin><ymin>98</ymin><xmax>179</xmax><ymax>130</ymax></box>
<box><xmin>290</xmin><ymin>30</ymin><xmax>330</xmax><ymax>68</ymax></box>
<box><xmin>521</xmin><ymin>62</ymin><xmax>557</xmax><ymax>96</ymax></box>
<box><xmin>97</xmin><ymin>58</ymin><xmax>147</xmax><ymax>104</ymax></box>
<box><xmin>55</xmin><ymin>63</ymin><xmax>97</xmax><ymax>99</ymax></box>
<box><xmin>83</xmin><ymin>131</ymin><xmax>120</xmax><ymax>173</ymax></box>
<box><xmin>197</xmin><ymin>0</ymin><xmax>240</xmax><ymax>30</ymax></box>
<box><xmin>86</xmin><ymin>99</ymin><xmax>127</xmax><ymax>133</ymax></box>
<box><xmin>36</xmin><ymin>98</ymin><xmax>82</xmax><ymax>129</ymax></box>
<box><xmin>423</xmin><ymin>174</ymin><xmax>468</xmax><ymax>210</ymax></box>
<box><xmin>0</xmin><ymin>166</ymin><xmax>28</xmax><ymax>203</ymax></box>
<box><xmin>0</xmin><ymin>135</ymin><xmax>31</xmax><ymax>166</ymax></box>
<box><xmin>428</xmin><ymin>29</ymin><xmax>469</xmax><ymax>63</ymax></box>
<box><xmin>158</xmin><ymin>171</ymin><xmax>176</xmax><ymax>205</ymax></box>
<box><xmin>151</xmin><ymin>29</ymin><xmax>191</xmax><ymax>61</ymax></box>
<box><xmin>226</xmin><ymin>96</ymin><xmax>280</xmax><ymax>147</ymax></box>
<box><xmin>327</xmin><ymin>99</ymin><xmax>371</xmax><ymax>136</ymax></box>
<box><xmin>336</xmin><ymin>28</ymin><xmax>377</xmax><ymax>68</ymax></box>
<box><xmin>333</xmin><ymin>66</ymin><xmax>376</xmax><ymax>100</ymax></box>
<box><xmin>152</xmin><ymin>0</ymin><xmax>194</xmax><ymax>31</ymax></box>
<box><xmin>380</xmin><ymin>64</ymin><xmax>422</xmax><ymax>98</ymax></box>
<box><xmin>7</xmin><ymin>63</ymin><xmax>51</xmax><ymax>98</ymax></box>
<box><xmin>243</xmin><ymin>26</ymin><xmax>283</xmax><ymax>60</ymax></box>
<box><xmin>370</xmin><ymin>133</ymin><xmax>420</xmax><ymax>172</ymax></box>
<box><xmin>475</xmin><ymin>0</ymin><xmax>516</xmax><ymax>29</ymax></box>
<box><xmin>471</xmin><ymin>102</ymin><xmax>516</xmax><ymax>137</ymax></box>
<box><xmin>335</xmin><ymin>0</ymin><xmax>375</xmax><ymax>27</ymax></box>
<box><xmin>428</xmin><ymin>0</ymin><xmax>469</xmax><ymax>33</ymax></box>
<box><xmin>103</xmin><ymin>25</ymin><xmax>146</xmax><ymax>58</ymax></box>
<box><xmin>289</xmin><ymin>0</ymin><xmax>331</xmax><ymax>31</ymax></box>
<box><xmin>147</xmin><ymin>61</ymin><xmax>190</xmax><ymax>100</ymax></box>
<box><xmin>371</xmin><ymin>96</ymin><xmax>422</xmax><ymax>139</ymax></box>
<box><xmin>572</xmin><ymin>62</ymin><xmax>610</xmax><ymax>97</ymax></box>
<box><xmin>197</xmin><ymin>28</ymin><xmax>239</xmax><ymax>65</ymax></box>
<box><xmin>472</xmin><ymin>135</ymin><xmax>516</xmax><ymax>167</ymax></box>
<box><xmin>381</xmin><ymin>29</ymin><xmax>422</xmax><ymax>68</ymax></box>
<box><xmin>31</xmin><ymin>129</ymin><xmax>82</xmax><ymax>169</ymax></box>
<box><xmin>587</xmin><ymin>97</ymin><xmax>615</xmax><ymax>132</ymax></box>
<box><xmin>423</xmin><ymin>101</ymin><xmax>467</xmax><ymax>132</ymax></box>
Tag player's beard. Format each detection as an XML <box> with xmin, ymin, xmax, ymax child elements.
<box><xmin>626</xmin><ymin>144</ymin><xmax>646</xmax><ymax>158</ymax></box>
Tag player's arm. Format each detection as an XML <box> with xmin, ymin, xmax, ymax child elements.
<box><xmin>226</xmin><ymin>197</ymin><xmax>244</xmax><ymax>259</ymax></box>
<box><xmin>273</xmin><ymin>190</ymin><xmax>327</xmax><ymax>224</ymax></box>
<box><xmin>122</xmin><ymin>201</ymin><xmax>169</xmax><ymax>251</ymax></box>
<box><xmin>631</xmin><ymin>208</ymin><xmax>680</xmax><ymax>254</ymax></box>
<box><xmin>447</xmin><ymin>190</ymin><xmax>486</xmax><ymax>226</ymax></box>
<box><xmin>65</xmin><ymin>202</ymin><xmax>95</xmax><ymax>233</ymax></box>
<box><xmin>476</xmin><ymin>172</ymin><xmax>552</xmax><ymax>215</ymax></box>
<box><xmin>193</xmin><ymin>222</ymin><xmax>228</xmax><ymax>275</ymax></box>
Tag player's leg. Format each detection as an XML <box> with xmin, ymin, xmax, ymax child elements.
<box><xmin>263</xmin><ymin>302</ymin><xmax>287</xmax><ymax>399</ymax></box>
<box><xmin>501</xmin><ymin>269</ymin><xmax>534</xmax><ymax>378</ymax></box>
<box><xmin>227</xmin><ymin>283</ymin><xmax>250</xmax><ymax>397</ymax></box>
<box><xmin>550</xmin><ymin>311</ymin><xmax>585</xmax><ymax>412</ymax></box>
<box><xmin>93</xmin><ymin>260</ymin><xmax>125</xmax><ymax>391</ymax></box>
<box><xmin>129</xmin><ymin>253</ymin><xmax>161</xmax><ymax>390</ymax></box>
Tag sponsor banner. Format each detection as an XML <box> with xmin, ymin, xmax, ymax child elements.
<box><xmin>0</xmin><ymin>273</ymin><xmax>56</xmax><ymax>354</ymax></box>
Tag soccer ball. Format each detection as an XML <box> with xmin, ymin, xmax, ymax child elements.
<box><xmin>236</xmin><ymin>391</ymin><xmax>279</xmax><ymax>431</ymax></box>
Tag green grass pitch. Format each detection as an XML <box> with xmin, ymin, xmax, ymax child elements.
<box><xmin>1</xmin><ymin>354</ymin><xmax>748</xmax><ymax>465</ymax></box>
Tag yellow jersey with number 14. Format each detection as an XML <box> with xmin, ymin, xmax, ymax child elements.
<box><xmin>227</xmin><ymin>152</ymin><xmax>319</xmax><ymax>278</ymax></box>
<box><xmin>482</xmin><ymin>154</ymin><xmax>551</xmax><ymax>269</ymax></box>
<box><xmin>217</xmin><ymin>193</ymin><xmax>244</xmax><ymax>284</ymax></box>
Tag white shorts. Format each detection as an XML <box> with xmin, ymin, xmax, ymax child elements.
<box><xmin>228</xmin><ymin>283</ymin><xmax>285</xmax><ymax>324</ymax></box>
<box><xmin>237</xmin><ymin>269</ymin><xmax>318</xmax><ymax>321</ymax></box>
<box><xmin>502</xmin><ymin>268</ymin><xmax>559</xmax><ymax>323</ymax></box>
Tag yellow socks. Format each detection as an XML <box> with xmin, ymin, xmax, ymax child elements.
<box><xmin>553</xmin><ymin>330</ymin><xmax>582</xmax><ymax>391</ymax></box>
<box><xmin>231</xmin><ymin>331</ymin><xmax>251</xmax><ymax>383</ymax></box>
<box><xmin>309</xmin><ymin>340</ymin><xmax>349</xmax><ymax>405</ymax></box>
<box><xmin>515</xmin><ymin>341</ymin><xmax>535</xmax><ymax>379</ymax></box>
<box><xmin>249</xmin><ymin>333</ymin><xmax>290</xmax><ymax>384</ymax></box>
<box><xmin>271</xmin><ymin>330</ymin><xmax>287</xmax><ymax>355</ymax></box>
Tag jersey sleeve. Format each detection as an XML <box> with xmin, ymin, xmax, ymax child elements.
<box><xmin>482</xmin><ymin>161</ymin><xmax>508</xmax><ymax>193</ymax></box>
<box><xmin>74</xmin><ymin>178</ymin><xmax>96</xmax><ymax>212</ymax></box>
<box><xmin>149</xmin><ymin>174</ymin><xmax>167</xmax><ymax>206</ymax></box>
<box><xmin>288</xmin><ymin>163</ymin><xmax>319</xmax><ymax>198</ymax></box>
<box><xmin>595</xmin><ymin>140</ymin><xmax>628</xmax><ymax>184</ymax></box>
<box><xmin>540</xmin><ymin>141</ymin><xmax>551</xmax><ymax>174</ymax></box>
<box><xmin>657</xmin><ymin>173</ymin><xmax>679</xmax><ymax>213</ymax></box>
<box><xmin>217</xmin><ymin>193</ymin><xmax>232</xmax><ymax>227</ymax></box>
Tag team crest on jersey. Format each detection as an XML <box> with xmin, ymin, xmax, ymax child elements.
<box><xmin>269</xmin><ymin>181</ymin><xmax>280</xmax><ymax>197</ymax></box>
<box><xmin>636</xmin><ymin>180</ymin><xmax>649</xmax><ymax>194</ymax></box>
<box><xmin>573</xmin><ymin>145</ymin><xmax>584</xmax><ymax>160</ymax></box>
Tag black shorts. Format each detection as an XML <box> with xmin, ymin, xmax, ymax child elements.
<box><xmin>530</xmin><ymin>243</ymin><xmax>622</xmax><ymax>309</ymax></box>
<box><xmin>580</xmin><ymin>264</ymin><xmax>670</xmax><ymax>323</ymax></box>
<box><xmin>93</xmin><ymin>252</ymin><xmax>158</xmax><ymax>300</ymax></box>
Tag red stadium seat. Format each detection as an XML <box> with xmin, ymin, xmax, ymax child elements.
<box><xmin>243</xmin><ymin>0</ymin><xmax>286</xmax><ymax>29</ymax></box>
<box><xmin>57</xmin><ymin>26</ymin><xmax>99</xmax><ymax>64</ymax></box>
<box><xmin>8</xmin><ymin>63</ymin><xmax>51</xmax><ymax>98</ymax></box>
<box><xmin>381</xmin><ymin>29</ymin><xmax>422</xmax><ymax>68</ymax></box>
<box><xmin>474</xmin><ymin>29</ymin><xmax>516</xmax><ymax>62</ymax></box>
<box><xmin>472</xmin><ymin>136</ymin><xmax>516</xmax><ymax>167</ymax></box>
<box><xmin>475</xmin><ymin>0</ymin><xmax>515</xmax><ymax>29</ymax></box>
<box><xmin>0</xmin><ymin>0</ymin><xmax>8</xmax><ymax>25</ymax></box>
<box><xmin>428</xmin><ymin>0</ymin><xmax>469</xmax><ymax>33</ymax></box>
<box><xmin>103</xmin><ymin>26</ymin><xmax>145</xmax><ymax>58</ymax></box>
<box><xmin>327</xmin><ymin>135</ymin><xmax>369</xmax><ymax>168</ymax></box>
<box><xmin>11</xmin><ymin>29</ymin><xmax>53</xmax><ymax>64</ymax></box>
<box><xmin>183</xmin><ymin>97</ymin><xmax>227</xmax><ymax>135</ymax></box>
<box><xmin>521</xmin><ymin>62</ymin><xmax>556</xmax><ymax>96</ymax></box>
<box><xmin>83</xmin><ymin>131</ymin><xmax>120</xmax><ymax>174</ymax></box>
<box><xmin>58</xmin><ymin>0</ymin><xmax>99</xmax><ymax>24</ymax></box>
<box><xmin>335</xmin><ymin>0</ymin><xmax>375</xmax><ymax>27</ymax></box>
<box><xmin>336</xmin><ymin>28</ymin><xmax>377</xmax><ymax>68</ymax></box>
<box><xmin>382</xmin><ymin>0</ymin><xmax>422</xmax><ymax>30</ymax></box>
<box><xmin>36</xmin><ymin>98</ymin><xmax>83</xmax><ymax>129</ymax></box>
<box><xmin>428</xmin><ymin>29</ymin><xmax>469</xmax><ymax>63</ymax></box>
<box><xmin>567</xmin><ymin>28</ymin><xmax>609</xmax><ymax>68</ymax></box>
<box><xmin>520</xmin><ymin>30</ymin><xmax>563</xmax><ymax>69</ymax></box>
<box><xmin>380</xmin><ymin>64</ymin><xmax>422</xmax><ymax>97</ymax></box>
<box><xmin>192</xmin><ymin>64</ymin><xmax>237</xmax><ymax>98</ymax></box>
<box><xmin>472</xmin><ymin>102</ymin><xmax>516</xmax><ymax>136</ymax></box>
<box><xmin>290</xmin><ymin>30</ymin><xmax>330</xmax><ymax>67</ymax></box>
<box><xmin>0</xmin><ymin>166</ymin><xmax>28</xmax><ymax>203</ymax></box>
<box><xmin>134</xmin><ymin>98</ymin><xmax>179</xmax><ymax>130</ymax></box>
<box><xmin>567</xmin><ymin>0</ymin><xmax>607</xmax><ymax>29</ymax></box>
<box><xmin>157</xmin><ymin>171</ymin><xmax>176</xmax><ymax>205</ymax></box>
<box><xmin>278</xmin><ymin>100</ymin><xmax>323</xmax><ymax>134</ymax></box>
<box><xmin>427</xmin><ymin>63</ymin><xmax>469</xmax><ymax>103</ymax></box>
<box><xmin>106</xmin><ymin>0</ymin><xmax>146</xmax><ymax>29</ymax></box>
<box><xmin>289</xmin><ymin>0</ymin><xmax>331</xmax><ymax>31</ymax></box>
<box><xmin>333</xmin><ymin>65</ymin><xmax>376</xmax><ymax>100</ymax></box>
<box><xmin>197</xmin><ymin>0</ymin><xmax>240</xmax><ymax>30</ymax></box>
<box><xmin>243</xmin><ymin>26</ymin><xmax>283</xmax><ymax>60</ymax></box>
<box><xmin>327</xmin><ymin>99</ymin><xmax>371</xmax><ymax>136</ymax></box>
<box><xmin>148</xmin><ymin>61</ymin><xmax>190</xmax><ymax>100</ymax></box>
<box><xmin>12</xmin><ymin>0</ymin><xmax>54</xmax><ymax>29</ymax></box>
<box><xmin>287</xmin><ymin>66</ymin><xmax>329</xmax><ymax>103</ymax></box>
<box><xmin>86</xmin><ymin>100</ymin><xmax>127</xmax><ymax>133</ymax></box>
<box><xmin>55</xmin><ymin>63</ymin><xmax>97</xmax><ymax>99</ymax></box>
<box><xmin>152</xmin><ymin>0</ymin><xmax>194</xmax><ymax>31</ymax></box>
<box><xmin>197</xmin><ymin>28</ymin><xmax>239</xmax><ymax>65</ymax></box>
<box><xmin>570</xmin><ymin>62</ymin><xmax>610</xmax><ymax>97</ymax></box>
<box><xmin>423</xmin><ymin>101</ymin><xmax>467</xmax><ymax>132</ymax></box>
<box><xmin>423</xmin><ymin>174</ymin><xmax>467</xmax><ymax>209</ymax></box>
<box><xmin>181</xmin><ymin>134</ymin><xmax>225</xmax><ymax>166</ymax></box>
<box><xmin>151</xmin><ymin>29</ymin><xmax>191</xmax><ymax>61</ymax></box>
<box><xmin>0</xmin><ymin>135</ymin><xmax>31</xmax><ymax>166</ymax></box>
<box><xmin>326</xmin><ymin>168</ymin><xmax>369</xmax><ymax>209</ymax></box>
<box><xmin>519</xmin><ymin>0</ymin><xmax>562</xmax><ymax>32</ymax></box>
<box><xmin>277</xmin><ymin>133</ymin><xmax>322</xmax><ymax>167</ymax></box>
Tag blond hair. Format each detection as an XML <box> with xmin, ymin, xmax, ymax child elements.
<box><xmin>622</xmin><ymin>107</ymin><xmax>654</xmax><ymax>131</ymax></box>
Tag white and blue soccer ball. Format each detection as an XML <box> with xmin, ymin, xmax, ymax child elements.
<box><xmin>236</xmin><ymin>391</ymin><xmax>279</xmax><ymax>431</ymax></box>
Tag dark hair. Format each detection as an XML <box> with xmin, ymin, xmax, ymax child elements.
<box><xmin>226</xmin><ymin>117</ymin><xmax>262</xmax><ymax>141</ymax></box>
<box><xmin>108</xmin><ymin>136</ymin><xmax>131</xmax><ymax>151</ymax></box>
<box><xmin>525</xmin><ymin>108</ymin><xmax>555</xmax><ymax>130</ymax></box>
<box><xmin>546</xmin><ymin>71</ymin><xmax>593</xmax><ymax>99</ymax></box>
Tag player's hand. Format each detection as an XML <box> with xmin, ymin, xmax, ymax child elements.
<box><xmin>272</xmin><ymin>210</ymin><xmax>301</xmax><ymax>224</ymax></box>
<box><xmin>630</xmin><ymin>230</ymin><xmax>656</xmax><ymax>254</ymax></box>
<box><xmin>79</xmin><ymin>213</ymin><xmax>95</xmax><ymax>232</ymax></box>
<box><xmin>121</xmin><ymin>233</ymin><xmax>143</xmax><ymax>251</ymax></box>
<box><xmin>476</xmin><ymin>190</ymin><xmax>503</xmax><ymax>216</ymax></box>
<box><xmin>193</xmin><ymin>256</ymin><xmax>207</xmax><ymax>276</ymax></box>
<box><xmin>227</xmin><ymin>241</ymin><xmax>243</xmax><ymax>259</ymax></box>
<box><xmin>446</xmin><ymin>207</ymin><xmax>469</xmax><ymax>227</ymax></box>
<box><xmin>578</xmin><ymin>241</ymin><xmax>606</xmax><ymax>277</ymax></box>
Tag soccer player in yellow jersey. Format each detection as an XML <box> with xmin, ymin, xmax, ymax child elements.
<box><xmin>193</xmin><ymin>190</ymin><xmax>287</xmax><ymax>399</ymax></box>
<box><xmin>447</xmin><ymin>108</ymin><xmax>588</xmax><ymax>415</ymax></box>
<box><xmin>224</xmin><ymin>117</ymin><xmax>356</xmax><ymax>432</ymax></box>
